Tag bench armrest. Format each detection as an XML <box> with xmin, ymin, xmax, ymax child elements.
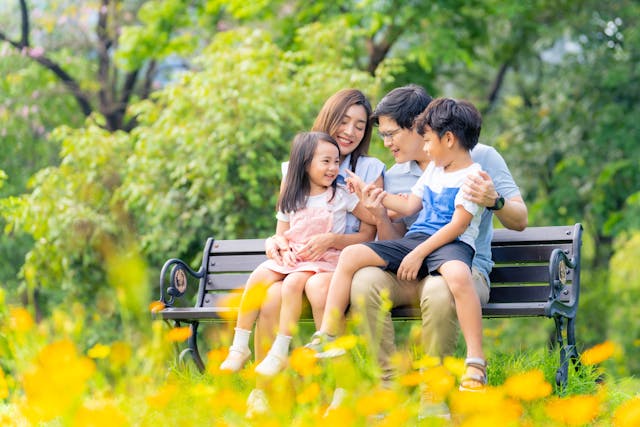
<box><xmin>158</xmin><ymin>258</ymin><xmax>204</xmax><ymax>307</ymax></box>
<box><xmin>545</xmin><ymin>244</ymin><xmax>580</xmax><ymax>319</ymax></box>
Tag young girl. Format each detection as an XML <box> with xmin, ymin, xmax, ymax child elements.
<box><xmin>220</xmin><ymin>131</ymin><xmax>372</xmax><ymax>375</ymax></box>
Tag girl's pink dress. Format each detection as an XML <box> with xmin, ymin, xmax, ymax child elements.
<box><xmin>260</xmin><ymin>191</ymin><xmax>342</xmax><ymax>274</ymax></box>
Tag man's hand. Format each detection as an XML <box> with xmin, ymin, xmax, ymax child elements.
<box><xmin>397</xmin><ymin>249</ymin><xmax>425</xmax><ymax>281</ymax></box>
<box><xmin>461</xmin><ymin>170</ymin><xmax>498</xmax><ymax>207</ymax></box>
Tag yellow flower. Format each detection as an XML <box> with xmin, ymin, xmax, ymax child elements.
<box><xmin>289</xmin><ymin>347</ymin><xmax>320</xmax><ymax>376</ymax></box>
<box><xmin>355</xmin><ymin>388</ymin><xmax>398</xmax><ymax>416</ymax></box>
<box><xmin>422</xmin><ymin>365</ymin><xmax>456</xmax><ymax>401</ymax></box>
<box><xmin>206</xmin><ymin>348</ymin><xmax>230</xmax><ymax>376</ymax></box>
<box><xmin>398</xmin><ymin>371</ymin><xmax>423</xmax><ymax>387</ymax></box>
<box><xmin>450</xmin><ymin>387</ymin><xmax>510</xmax><ymax>415</ymax></box>
<box><xmin>413</xmin><ymin>355</ymin><xmax>441</xmax><ymax>370</ymax></box>
<box><xmin>443</xmin><ymin>356</ymin><xmax>466</xmax><ymax>378</ymax></box>
<box><xmin>239</xmin><ymin>282</ymin><xmax>270</xmax><ymax>313</ymax></box>
<box><xmin>217</xmin><ymin>291</ymin><xmax>243</xmax><ymax>321</ymax></box>
<box><xmin>581</xmin><ymin>340</ymin><xmax>617</xmax><ymax>365</ymax></box>
<box><xmin>149</xmin><ymin>300</ymin><xmax>165</xmax><ymax>313</ymax></box>
<box><xmin>166</xmin><ymin>326</ymin><xmax>192</xmax><ymax>342</ymax></box>
<box><xmin>503</xmin><ymin>369</ymin><xmax>552</xmax><ymax>401</ymax></box>
<box><xmin>72</xmin><ymin>399</ymin><xmax>128</xmax><ymax>427</ymax></box>
<box><xmin>327</xmin><ymin>334</ymin><xmax>358</xmax><ymax>351</ymax></box>
<box><xmin>453</xmin><ymin>393</ymin><xmax>522</xmax><ymax>426</ymax></box>
<box><xmin>21</xmin><ymin>340</ymin><xmax>95</xmax><ymax>423</ymax></box>
<box><xmin>109</xmin><ymin>341</ymin><xmax>132</xmax><ymax>367</ymax></box>
<box><xmin>613</xmin><ymin>397</ymin><xmax>640</xmax><ymax>427</ymax></box>
<box><xmin>376</xmin><ymin>408</ymin><xmax>410</xmax><ymax>427</ymax></box>
<box><xmin>146</xmin><ymin>383</ymin><xmax>178</xmax><ymax>408</ymax></box>
<box><xmin>9</xmin><ymin>306</ymin><xmax>34</xmax><ymax>332</ymax></box>
<box><xmin>0</xmin><ymin>368</ymin><xmax>9</xmax><ymax>399</ymax></box>
<box><xmin>296</xmin><ymin>382</ymin><xmax>320</xmax><ymax>405</ymax></box>
<box><xmin>545</xmin><ymin>394</ymin><xmax>600</xmax><ymax>426</ymax></box>
<box><xmin>87</xmin><ymin>343</ymin><xmax>111</xmax><ymax>359</ymax></box>
<box><xmin>323</xmin><ymin>406</ymin><xmax>357</xmax><ymax>425</ymax></box>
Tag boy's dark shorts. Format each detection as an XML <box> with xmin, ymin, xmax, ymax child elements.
<box><xmin>362</xmin><ymin>232</ymin><xmax>474</xmax><ymax>279</ymax></box>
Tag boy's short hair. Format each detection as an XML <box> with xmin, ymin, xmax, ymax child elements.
<box><xmin>372</xmin><ymin>84</ymin><xmax>433</xmax><ymax>129</ymax></box>
<box><xmin>414</xmin><ymin>98</ymin><xmax>482</xmax><ymax>151</ymax></box>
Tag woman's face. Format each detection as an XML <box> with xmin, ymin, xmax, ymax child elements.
<box><xmin>333</xmin><ymin>104</ymin><xmax>367</xmax><ymax>158</ymax></box>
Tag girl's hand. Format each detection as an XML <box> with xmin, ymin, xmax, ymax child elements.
<box><xmin>397</xmin><ymin>249</ymin><xmax>425</xmax><ymax>281</ymax></box>
<box><xmin>297</xmin><ymin>233</ymin><xmax>333</xmax><ymax>261</ymax></box>
<box><xmin>345</xmin><ymin>169</ymin><xmax>366</xmax><ymax>195</ymax></box>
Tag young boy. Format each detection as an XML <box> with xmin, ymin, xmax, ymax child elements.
<box><xmin>308</xmin><ymin>97</ymin><xmax>488</xmax><ymax>390</ymax></box>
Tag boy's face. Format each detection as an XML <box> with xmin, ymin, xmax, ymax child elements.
<box><xmin>422</xmin><ymin>125</ymin><xmax>451</xmax><ymax>167</ymax></box>
<box><xmin>378</xmin><ymin>116</ymin><xmax>428</xmax><ymax>164</ymax></box>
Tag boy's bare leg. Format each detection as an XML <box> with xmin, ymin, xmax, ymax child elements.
<box><xmin>438</xmin><ymin>261</ymin><xmax>486</xmax><ymax>386</ymax></box>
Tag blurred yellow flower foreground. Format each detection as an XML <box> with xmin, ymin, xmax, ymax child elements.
<box><xmin>1</xmin><ymin>301</ymin><xmax>638</xmax><ymax>426</ymax></box>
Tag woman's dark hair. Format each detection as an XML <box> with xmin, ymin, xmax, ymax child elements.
<box><xmin>278</xmin><ymin>131</ymin><xmax>339</xmax><ymax>213</ymax></box>
<box><xmin>311</xmin><ymin>89</ymin><xmax>373</xmax><ymax>173</ymax></box>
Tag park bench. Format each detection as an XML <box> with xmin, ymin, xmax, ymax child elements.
<box><xmin>154</xmin><ymin>223</ymin><xmax>583</xmax><ymax>387</ymax></box>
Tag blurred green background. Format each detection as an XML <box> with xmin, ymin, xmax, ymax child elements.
<box><xmin>1</xmin><ymin>0</ymin><xmax>639</xmax><ymax>375</ymax></box>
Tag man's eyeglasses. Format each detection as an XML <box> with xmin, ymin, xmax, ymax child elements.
<box><xmin>377</xmin><ymin>127</ymin><xmax>403</xmax><ymax>141</ymax></box>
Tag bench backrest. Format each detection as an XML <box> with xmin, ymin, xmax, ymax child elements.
<box><xmin>195</xmin><ymin>224</ymin><xmax>582</xmax><ymax>318</ymax></box>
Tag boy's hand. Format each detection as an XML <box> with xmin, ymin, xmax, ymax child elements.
<box><xmin>397</xmin><ymin>249</ymin><xmax>425</xmax><ymax>281</ymax></box>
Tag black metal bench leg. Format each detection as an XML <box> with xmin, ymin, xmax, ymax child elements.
<box><xmin>178</xmin><ymin>322</ymin><xmax>205</xmax><ymax>373</ymax></box>
<box><xmin>553</xmin><ymin>315</ymin><xmax>579</xmax><ymax>390</ymax></box>
<box><xmin>188</xmin><ymin>322</ymin><xmax>205</xmax><ymax>373</ymax></box>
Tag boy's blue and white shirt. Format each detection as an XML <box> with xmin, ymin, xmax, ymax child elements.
<box><xmin>408</xmin><ymin>162</ymin><xmax>484</xmax><ymax>250</ymax></box>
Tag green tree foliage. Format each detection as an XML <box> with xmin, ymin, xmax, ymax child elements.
<box><xmin>2</xmin><ymin>27</ymin><xmax>377</xmax><ymax>311</ymax></box>
<box><xmin>485</xmin><ymin>0</ymin><xmax>640</xmax><ymax>354</ymax></box>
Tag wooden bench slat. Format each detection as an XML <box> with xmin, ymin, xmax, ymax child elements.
<box><xmin>208</xmin><ymin>254</ymin><xmax>268</xmax><ymax>272</ymax></box>
<box><xmin>491</xmin><ymin>225</ymin><xmax>576</xmax><ymax>244</ymax></box>
<box><xmin>491</xmin><ymin>243</ymin><xmax>572</xmax><ymax>263</ymax></box>
<box><xmin>210</xmin><ymin>238</ymin><xmax>266</xmax><ymax>254</ymax></box>
<box><xmin>206</xmin><ymin>273</ymin><xmax>251</xmax><ymax>290</ymax></box>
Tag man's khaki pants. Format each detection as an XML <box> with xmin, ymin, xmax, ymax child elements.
<box><xmin>350</xmin><ymin>266</ymin><xmax>490</xmax><ymax>384</ymax></box>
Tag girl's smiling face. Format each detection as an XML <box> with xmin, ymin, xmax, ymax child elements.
<box><xmin>307</xmin><ymin>139</ymin><xmax>340</xmax><ymax>194</ymax></box>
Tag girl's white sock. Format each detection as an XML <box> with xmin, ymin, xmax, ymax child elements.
<box><xmin>270</xmin><ymin>333</ymin><xmax>292</xmax><ymax>358</ymax></box>
<box><xmin>231</xmin><ymin>327</ymin><xmax>252</xmax><ymax>351</ymax></box>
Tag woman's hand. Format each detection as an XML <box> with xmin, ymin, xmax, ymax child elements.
<box><xmin>266</xmin><ymin>235</ymin><xmax>289</xmax><ymax>265</ymax></box>
<box><xmin>297</xmin><ymin>233</ymin><xmax>334</xmax><ymax>261</ymax></box>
